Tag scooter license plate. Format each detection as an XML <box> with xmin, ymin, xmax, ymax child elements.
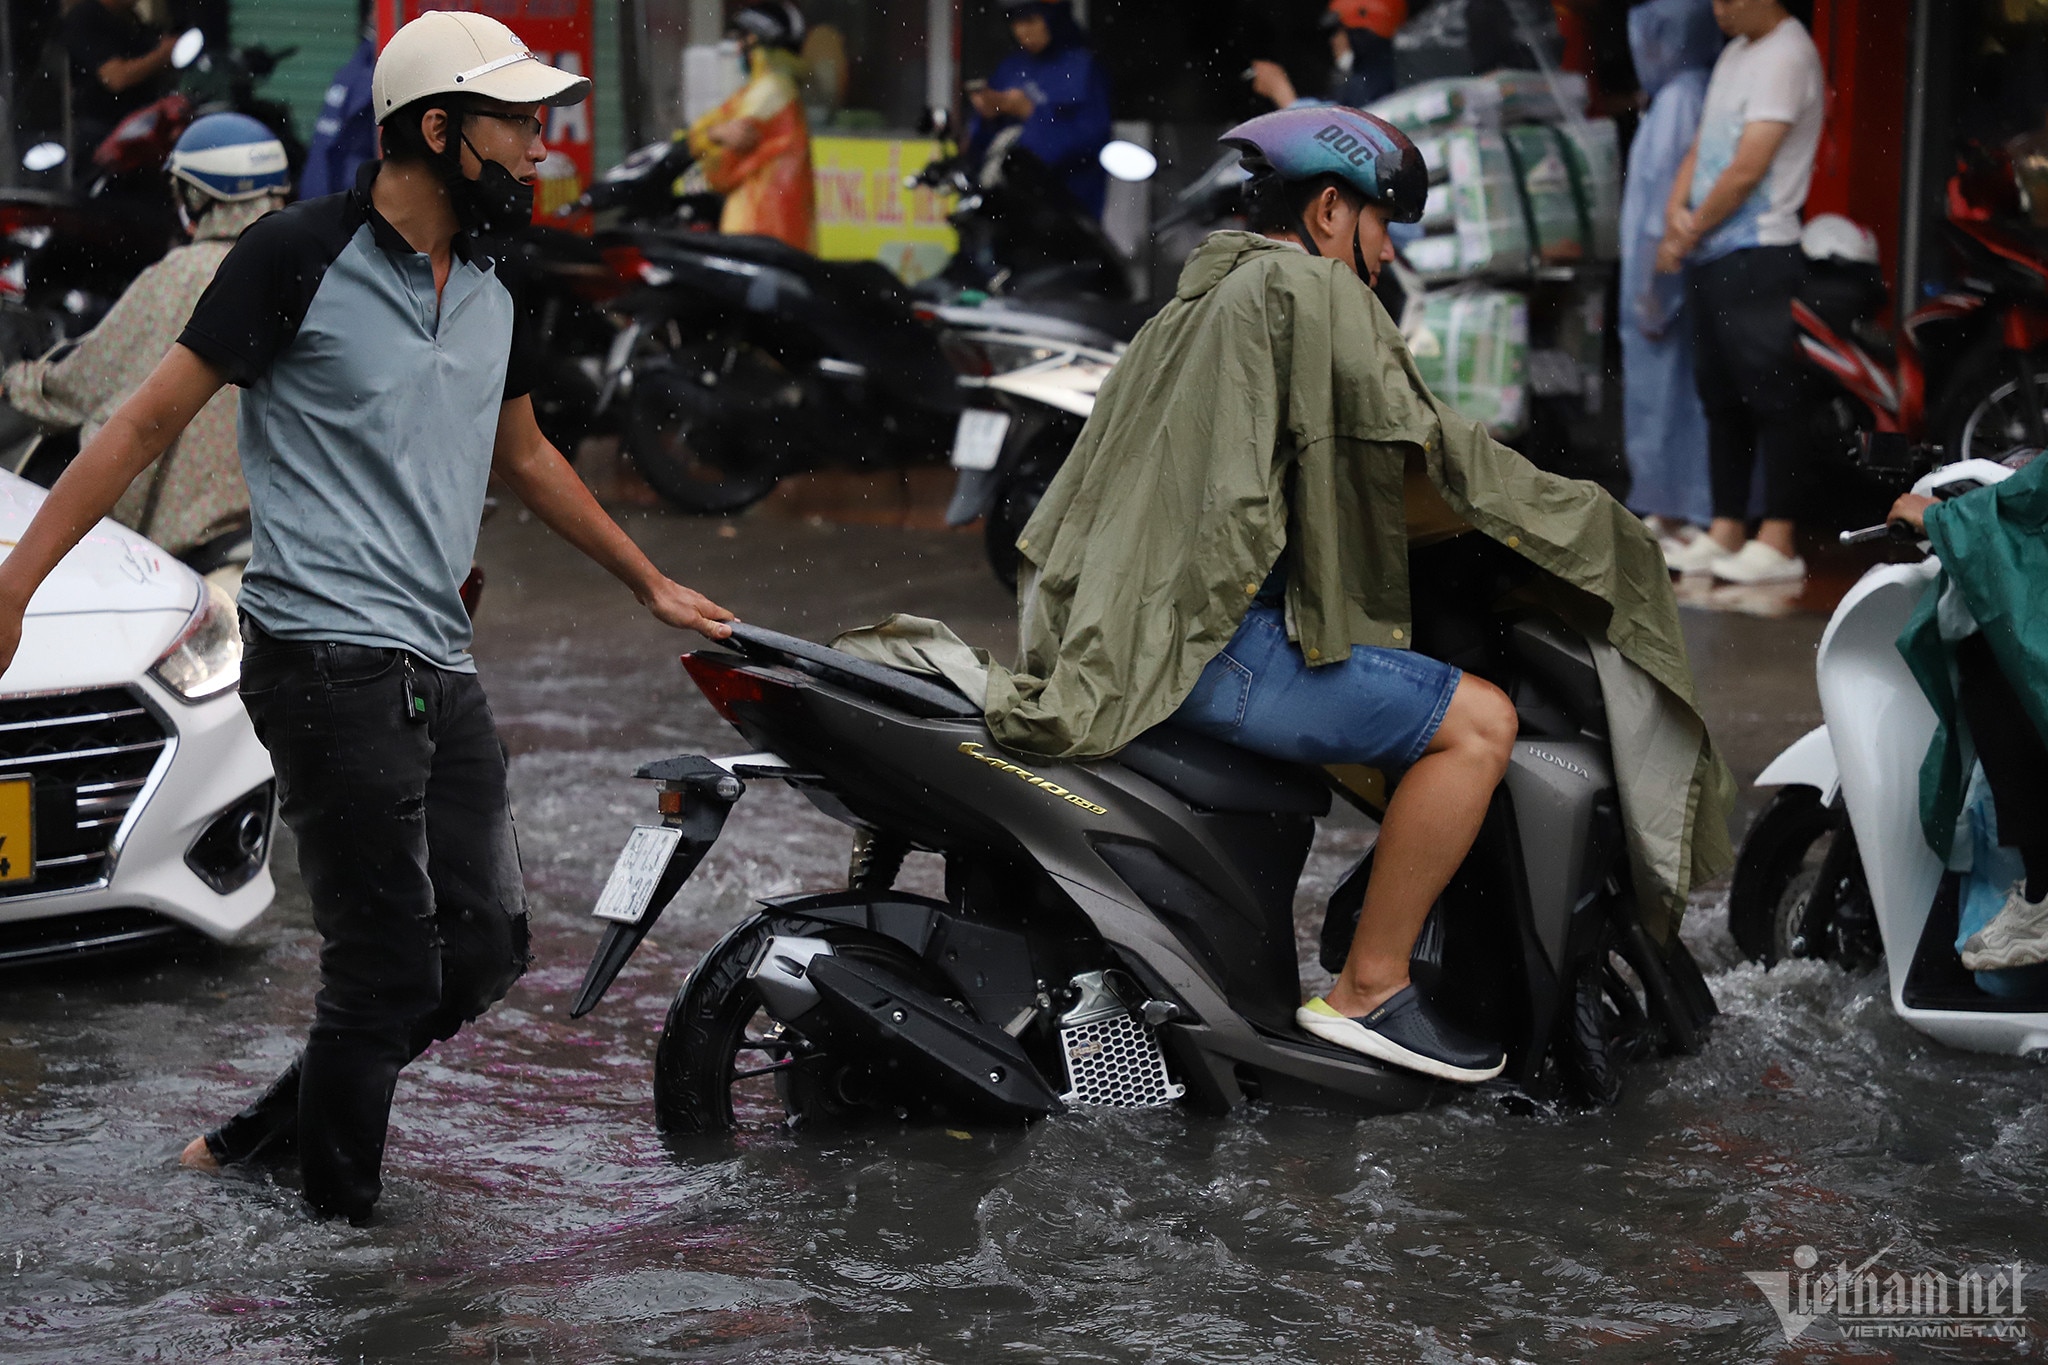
<box><xmin>591</xmin><ymin>825</ymin><xmax>683</xmax><ymax>925</ymax></box>
<box><xmin>950</xmin><ymin>409</ymin><xmax>1011</xmax><ymax>471</ymax></box>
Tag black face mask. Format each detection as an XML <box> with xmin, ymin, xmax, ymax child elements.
<box><xmin>445</xmin><ymin>134</ymin><xmax>534</xmax><ymax>234</ymax></box>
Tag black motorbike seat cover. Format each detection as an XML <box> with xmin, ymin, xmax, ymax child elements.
<box><xmin>724</xmin><ymin>623</ymin><xmax>980</xmax><ymax>719</ymax></box>
<box><xmin>1113</xmin><ymin>725</ymin><xmax>1332</xmax><ymax>816</ymax></box>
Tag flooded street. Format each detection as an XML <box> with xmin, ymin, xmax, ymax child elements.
<box><xmin>3</xmin><ymin>508</ymin><xmax>2043</xmax><ymax>1363</ymax></box>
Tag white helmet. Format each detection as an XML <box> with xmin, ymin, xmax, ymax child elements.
<box><xmin>1800</xmin><ymin>213</ymin><xmax>1880</xmax><ymax>266</ymax></box>
<box><xmin>371</xmin><ymin>11</ymin><xmax>590</xmax><ymax>121</ymax></box>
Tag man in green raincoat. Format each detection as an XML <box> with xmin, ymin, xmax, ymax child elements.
<box><xmin>983</xmin><ymin>106</ymin><xmax>1733</xmax><ymax>1081</ymax></box>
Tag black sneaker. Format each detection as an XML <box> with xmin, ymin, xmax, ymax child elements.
<box><xmin>1296</xmin><ymin>987</ymin><xmax>1505</xmax><ymax>1082</ymax></box>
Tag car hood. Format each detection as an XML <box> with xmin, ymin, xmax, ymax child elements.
<box><xmin>0</xmin><ymin>470</ymin><xmax>201</xmax><ymax>693</ymax></box>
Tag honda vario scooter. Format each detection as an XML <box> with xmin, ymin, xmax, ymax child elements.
<box><xmin>571</xmin><ymin>543</ymin><xmax>1718</xmax><ymax>1135</ymax></box>
<box><xmin>1732</xmin><ymin>452</ymin><xmax>2048</xmax><ymax>1055</ymax></box>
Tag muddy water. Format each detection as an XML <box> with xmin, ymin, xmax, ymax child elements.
<box><xmin>2</xmin><ymin>515</ymin><xmax>2042</xmax><ymax>1363</ymax></box>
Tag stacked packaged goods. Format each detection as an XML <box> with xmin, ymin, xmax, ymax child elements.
<box><xmin>1558</xmin><ymin>118</ymin><xmax>1622</xmax><ymax>260</ymax></box>
<box><xmin>1403</xmin><ymin>287</ymin><xmax>1530</xmax><ymax>439</ymax></box>
<box><xmin>1506</xmin><ymin>124</ymin><xmax>1585</xmax><ymax>264</ymax></box>
<box><xmin>1367</xmin><ymin>69</ymin><xmax>1621</xmax><ymax>442</ymax></box>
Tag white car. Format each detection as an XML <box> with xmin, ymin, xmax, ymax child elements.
<box><xmin>0</xmin><ymin>470</ymin><xmax>273</xmax><ymax>965</ymax></box>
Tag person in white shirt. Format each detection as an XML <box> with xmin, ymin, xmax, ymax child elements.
<box><xmin>1654</xmin><ymin>0</ymin><xmax>1825</xmax><ymax>586</ymax></box>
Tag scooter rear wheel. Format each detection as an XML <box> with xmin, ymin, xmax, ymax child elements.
<box><xmin>653</xmin><ymin>912</ymin><xmax>949</xmax><ymax>1136</ymax></box>
<box><xmin>625</xmin><ymin>366</ymin><xmax>782</xmax><ymax>515</ymax></box>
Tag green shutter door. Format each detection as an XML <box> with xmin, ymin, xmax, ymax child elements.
<box><xmin>230</xmin><ymin>0</ymin><xmax>363</xmax><ymax>151</ymax></box>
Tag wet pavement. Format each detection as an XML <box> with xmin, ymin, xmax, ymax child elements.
<box><xmin>3</xmin><ymin>506</ymin><xmax>2043</xmax><ymax>1363</ymax></box>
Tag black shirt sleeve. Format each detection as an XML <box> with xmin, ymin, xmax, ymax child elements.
<box><xmin>178</xmin><ymin>200</ymin><xmax>345</xmax><ymax>387</ymax></box>
<box><xmin>501</xmin><ymin>276</ymin><xmax>540</xmax><ymax>403</ymax></box>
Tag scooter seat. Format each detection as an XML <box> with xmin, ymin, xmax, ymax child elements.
<box><xmin>1115</xmin><ymin>725</ymin><xmax>1332</xmax><ymax>816</ymax></box>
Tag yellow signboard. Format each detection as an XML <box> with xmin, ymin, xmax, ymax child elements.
<box><xmin>812</xmin><ymin>136</ymin><xmax>958</xmax><ymax>285</ymax></box>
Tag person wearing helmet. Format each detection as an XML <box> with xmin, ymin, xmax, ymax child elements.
<box><xmin>984</xmin><ymin>105</ymin><xmax>1730</xmax><ymax>1084</ymax></box>
<box><xmin>0</xmin><ymin>11</ymin><xmax>735</xmax><ymax>1224</ymax></box>
<box><xmin>683</xmin><ymin>2</ymin><xmax>815</xmax><ymax>250</ymax></box>
<box><xmin>967</xmin><ymin>0</ymin><xmax>1113</xmax><ymax>219</ymax></box>
<box><xmin>1250</xmin><ymin>0</ymin><xmax>1406</xmax><ymax>112</ymax></box>
<box><xmin>0</xmin><ymin>113</ymin><xmax>287</xmax><ymax>560</ymax></box>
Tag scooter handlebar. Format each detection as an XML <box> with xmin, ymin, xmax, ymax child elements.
<box><xmin>1838</xmin><ymin>521</ymin><xmax>1922</xmax><ymax>547</ymax></box>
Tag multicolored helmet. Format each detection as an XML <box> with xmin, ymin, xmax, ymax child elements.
<box><xmin>167</xmin><ymin>112</ymin><xmax>290</xmax><ymax>202</ymax></box>
<box><xmin>1219</xmin><ymin>105</ymin><xmax>1427</xmax><ymax>225</ymax></box>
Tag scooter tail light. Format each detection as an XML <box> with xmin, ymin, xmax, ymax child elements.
<box><xmin>681</xmin><ymin>652</ymin><xmax>793</xmax><ymax>724</ymax></box>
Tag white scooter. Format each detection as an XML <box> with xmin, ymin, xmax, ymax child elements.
<box><xmin>1732</xmin><ymin>453</ymin><xmax>2048</xmax><ymax>1056</ymax></box>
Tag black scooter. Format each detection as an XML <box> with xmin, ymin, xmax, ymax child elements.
<box><xmin>582</xmin><ymin>138</ymin><xmax>1140</xmax><ymax>516</ymax></box>
<box><xmin>572</xmin><ymin>540</ymin><xmax>1718</xmax><ymax>1133</ymax></box>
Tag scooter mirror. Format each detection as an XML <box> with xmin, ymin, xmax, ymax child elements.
<box><xmin>1099</xmin><ymin>140</ymin><xmax>1158</xmax><ymax>184</ymax></box>
<box><xmin>21</xmin><ymin>143</ymin><xmax>66</xmax><ymax>173</ymax></box>
<box><xmin>920</xmin><ymin>106</ymin><xmax>952</xmax><ymax>139</ymax></box>
<box><xmin>171</xmin><ymin>28</ymin><xmax>206</xmax><ymax>70</ymax></box>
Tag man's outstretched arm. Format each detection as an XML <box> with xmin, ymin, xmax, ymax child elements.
<box><xmin>490</xmin><ymin>395</ymin><xmax>736</xmax><ymax>639</ymax></box>
<box><xmin>0</xmin><ymin>343</ymin><xmax>225</xmax><ymax>675</ymax></box>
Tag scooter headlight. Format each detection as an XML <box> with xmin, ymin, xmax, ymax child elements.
<box><xmin>151</xmin><ymin>578</ymin><xmax>241</xmax><ymax>702</ymax></box>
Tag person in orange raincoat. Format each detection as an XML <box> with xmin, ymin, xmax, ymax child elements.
<box><xmin>687</xmin><ymin>2</ymin><xmax>815</xmax><ymax>251</ymax></box>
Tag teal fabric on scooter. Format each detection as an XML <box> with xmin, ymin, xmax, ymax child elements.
<box><xmin>1898</xmin><ymin>452</ymin><xmax>2048</xmax><ymax>860</ymax></box>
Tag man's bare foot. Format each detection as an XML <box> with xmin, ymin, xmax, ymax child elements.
<box><xmin>179</xmin><ymin>1135</ymin><xmax>220</xmax><ymax>1171</ymax></box>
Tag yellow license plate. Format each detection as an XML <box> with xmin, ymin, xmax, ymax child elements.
<box><xmin>0</xmin><ymin>776</ymin><xmax>31</xmax><ymax>883</ymax></box>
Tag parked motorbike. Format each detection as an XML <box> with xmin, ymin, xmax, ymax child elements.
<box><xmin>570</xmin><ymin>542</ymin><xmax>1718</xmax><ymax>1134</ymax></box>
<box><xmin>582</xmin><ymin>137</ymin><xmax>1142</xmax><ymax>518</ymax></box>
<box><xmin>912</xmin><ymin>108</ymin><xmax>1136</xmax><ymax>306</ymax></box>
<box><xmin>1732</xmin><ymin>451</ymin><xmax>2048</xmax><ymax>1054</ymax></box>
<box><xmin>0</xmin><ymin>29</ymin><xmax>300</xmax><ymax>351</ymax></box>
<box><xmin>1794</xmin><ymin>145</ymin><xmax>2048</xmax><ymax>478</ymax></box>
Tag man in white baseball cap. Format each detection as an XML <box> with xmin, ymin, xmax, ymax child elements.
<box><xmin>0</xmin><ymin>9</ymin><xmax>734</xmax><ymax>1224</ymax></box>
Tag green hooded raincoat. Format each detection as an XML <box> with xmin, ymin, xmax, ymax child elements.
<box><xmin>983</xmin><ymin>232</ymin><xmax>1734</xmax><ymax>942</ymax></box>
<box><xmin>1898</xmin><ymin>453</ymin><xmax>2048</xmax><ymax>859</ymax></box>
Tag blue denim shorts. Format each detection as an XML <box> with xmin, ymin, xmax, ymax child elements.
<box><xmin>1172</xmin><ymin>604</ymin><xmax>1463</xmax><ymax>771</ymax></box>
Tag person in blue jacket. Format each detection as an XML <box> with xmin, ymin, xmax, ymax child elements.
<box><xmin>297</xmin><ymin>32</ymin><xmax>377</xmax><ymax>200</ymax></box>
<box><xmin>1617</xmin><ymin>0</ymin><xmax>1720</xmax><ymax>553</ymax></box>
<box><xmin>967</xmin><ymin>0</ymin><xmax>1113</xmax><ymax>219</ymax></box>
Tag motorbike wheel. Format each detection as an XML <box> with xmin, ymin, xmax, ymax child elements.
<box><xmin>1932</xmin><ymin>345</ymin><xmax>2048</xmax><ymax>462</ymax></box>
<box><xmin>1729</xmin><ymin>786</ymin><xmax>1880</xmax><ymax>968</ymax></box>
<box><xmin>653</xmin><ymin>912</ymin><xmax>949</xmax><ymax>1137</ymax></box>
<box><xmin>624</xmin><ymin>366</ymin><xmax>783</xmax><ymax>516</ymax></box>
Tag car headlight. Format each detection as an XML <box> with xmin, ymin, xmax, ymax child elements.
<box><xmin>151</xmin><ymin>578</ymin><xmax>241</xmax><ymax>702</ymax></box>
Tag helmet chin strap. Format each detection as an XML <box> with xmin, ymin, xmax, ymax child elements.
<box><xmin>1297</xmin><ymin>206</ymin><xmax>1374</xmax><ymax>284</ymax></box>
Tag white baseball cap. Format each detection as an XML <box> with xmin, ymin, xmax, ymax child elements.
<box><xmin>372</xmin><ymin>11</ymin><xmax>590</xmax><ymax>120</ymax></box>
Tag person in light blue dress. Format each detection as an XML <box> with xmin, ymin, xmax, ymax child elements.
<box><xmin>1619</xmin><ymin>0</ymin><xmax>1721</xmax><ymax>537</ymax></box>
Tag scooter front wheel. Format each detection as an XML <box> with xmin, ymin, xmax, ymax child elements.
<box><xmin>1730</xmin><ymin>786</ymin><xmax>1879</xmax><ymax>968</ymax></box>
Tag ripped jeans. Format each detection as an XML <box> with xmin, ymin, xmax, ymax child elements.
<box><xmin>206</xmin><ymin>621</ymin><xmax>529</xmax><ymax>1222</ymax></box>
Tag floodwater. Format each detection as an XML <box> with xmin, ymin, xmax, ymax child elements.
<box><xmin>3</xmin><ymin>513</ymin><xmax>2043</xmax><ymax>1363</ymax></box>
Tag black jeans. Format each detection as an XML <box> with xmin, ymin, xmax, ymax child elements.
<box><xmin>1689</xmin><ymin>246</ymin><xmax>1815</xmax><ymax>523</ymax></box>
<box><xmin>206</xmin><ymin>622</ymin><xmax>529</xmax><ymax>1221</ymax></box>
<box><xmin>1956</xmin><ymin>632</ymin><xmax>2048</xmax><ymax>896</ymax></box>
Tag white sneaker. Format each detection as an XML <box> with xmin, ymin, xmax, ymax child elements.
<box><xmin>1961</xmin><ymin>883</ymin><xmax>2048</xmax><ymax>971</ymax></box>
<box><xmin>1711</xmin><ymin>539</ymin><xmax>1807</xmax><ymax>585</ymax></box>
<box><xmin>1664</xmin><ymin>534</ymin><xmax>1733</xmax><ymax>574</ymax></box>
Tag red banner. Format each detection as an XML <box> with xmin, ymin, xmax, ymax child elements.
<box><xmin>374</xmin><ymin>0</ymin><xmax>595</xmax><ymax>227</ymax></box>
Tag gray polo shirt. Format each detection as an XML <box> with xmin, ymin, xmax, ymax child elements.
<box><xmin>179</xmin><ymin>161</ymin><xmax>537</xmax><ymax>671</ymax></box>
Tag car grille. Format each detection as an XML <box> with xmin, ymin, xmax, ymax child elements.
<box><xmin>0</xmin><ymin>687</ymin><xmax>171</xmax><ymax>896</ymax></box>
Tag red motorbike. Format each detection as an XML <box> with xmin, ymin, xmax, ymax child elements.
<box><xmin>1792</xmin><ymin>145</ymin><xmax>2048</xmax><ymax>469</ymax></box>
